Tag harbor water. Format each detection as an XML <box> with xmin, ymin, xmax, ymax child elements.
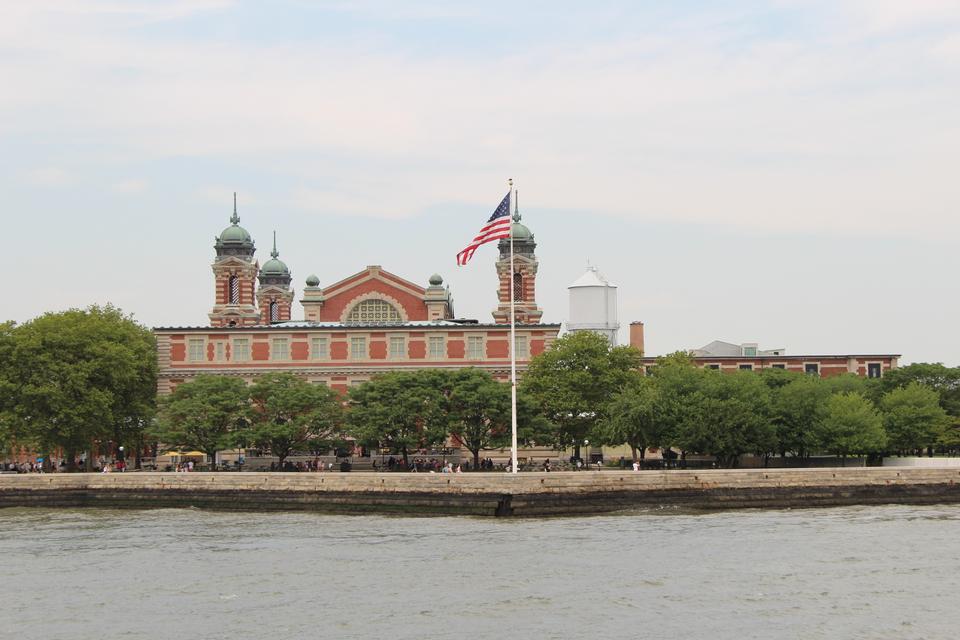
<box><xmin>1</xmin><ymin>504</ymin><xmax>958</xmax><ymax>639</ymax></box>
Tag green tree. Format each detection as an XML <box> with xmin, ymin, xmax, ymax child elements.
<box><xmin>598</xmin><ymin>373</ymin><xmax>667</xmax><ymax>461</ymax></box>
<box><xmin>820</xmin><ymin>392</ymin><xmax>887</xmax><ymax>462</ymax></box>
<box><xmin>1</xmin><ymin>306</ymin><xmax>156</xmax><ymax>471</ymax></box>
<box><xmin>0</xmin><ymin>322</ymin><xmax>16</xmax><ymax>456</ymax></box>
<box><xmin>152</xmin><ymin>375</ymin><xmax>250</xmax><ymax>467</ymax></box>
<box><xmin>758</xmin><ymin>367</ymin><xmax>803</xmax><ymax>391</ymax></box>
<box><xmin>880</xmin><ymin>382</ymin><xmax>951</xmax><ymax>455</ymax></box>
<box><xmin>675</xmin><ymin>371</ymin><xmax>775</xmax><ymax>467</ymax></box>
<box><xmin>347</xmin><ymin>370</ymin><xmax>449</xmax><ymax>466</ymax></box>
<box><xmin>822</xmin><ymin>373</ymin><xmax>868</xmax><ymax>397</ymax></box>
<box><xmin>443</xmin><ymin>368</ymin><xmax>511</xmax><ymax>469</ymax></box>
<box><xmin>521</xmin><ymin>331</ymin><xmax>641</xmax><ymax>457</ymax></box>
<box><xmin>647</xmin><ymin>352</ymin><xmax>708</xmax><ymax>458</ymax></box>
<box><xmin>880</xmin><ymin>363</ymin><xmax>960</xmax><ymax>417</ymax></box>
<box><xmin>773</xmin><ymin>375</ymin><xmax>830</xmax><ymax>462</ymax></box>
<box><xmin>880</xmin><ymin>363</ymin><xmax>960</xmax><ymax>450</ymax></box>
<box><xmin>247</xmin><ymin>373</ymin><xmax>344</xmax><ymax>468</ymax></box>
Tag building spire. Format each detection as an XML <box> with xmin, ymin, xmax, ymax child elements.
<box><xmin>271</xmin><ymin>230</ymin><xmax>279</xmax><ymax>258</ymax></box>
<box><xmin>230</xmin><ymin>192</ymin><xmax>240</xmax><ymax>225</ymax></box>
<box><xmin>513</xmin><ymin>189</ymin><xmax>521</xmax><ymax>222</ymax></box>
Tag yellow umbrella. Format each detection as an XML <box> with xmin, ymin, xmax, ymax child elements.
<box><xmin>161</xmin><ymin>450</ymin><xmax>207</xmax><ymax>457</ymax></box>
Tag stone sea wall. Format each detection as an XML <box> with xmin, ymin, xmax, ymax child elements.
<box><xmin>2</xmin><ymin>468</ymin><xmax>960</xmax><ymax>516</ymax></box>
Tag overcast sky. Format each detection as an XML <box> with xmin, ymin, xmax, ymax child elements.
<box><xmin>2</xmin><ymin>1</ymin><xmax>958</xmax><ymax>364</ymax></box>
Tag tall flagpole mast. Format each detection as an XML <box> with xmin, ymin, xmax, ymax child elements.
<box><xmin>509</xmin><ymin>178</ymin><xmax>519</xmax><ymax>474</ymax></box>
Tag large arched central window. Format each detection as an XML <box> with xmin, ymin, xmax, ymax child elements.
<box><xmin>345</xmin><ymin>299</ymin><xmax>402</xmax><ymax>325</ymax></box>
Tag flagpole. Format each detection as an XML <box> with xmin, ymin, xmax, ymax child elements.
<box><xmin>509</xmin><ymin>178</ymin><xmax>518</xmax><ymax>474</ymax></box>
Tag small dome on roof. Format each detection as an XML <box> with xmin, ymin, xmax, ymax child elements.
<box><xmin>217</xmin><ymin>193</ymin><xmax>255</xmax><ymax>251</ymax></box>
<box><xmin>220</xmin><ymin>223</ymin><xmax>253</xmax><ymax>244</ymax></box>
<box><xmin>512</xmin><ymin>221</ymin><xmax>532</xmax><ymax>240</ymax></box>
<box><xmin>306</xmin><ymin>274</ymin><xmax>320</xmax><ymax>287</ymax></box>
<box><xmin>429</xmin><ymin>273</ymin><xmax>443</xmax><ymax>286</ymax></box>
<box><xmin>261</xmin><ymin>257</ymin><xmax>289</xmax><ymax>275</ymax></box>
<box><xmin>260</xmin><ymin>231</ymin><xmax>289</xmax><ymax>276</ymax></box>
<box><xmin>511</xmin><ymin>209</ymin><xmax>532</xmax><ymax>240</ymax></box>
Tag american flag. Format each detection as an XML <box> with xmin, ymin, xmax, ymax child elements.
<box><xmin>456</xmin><ymin>192</ymin><xmax>512</xmax><ymax>266</ymax></box>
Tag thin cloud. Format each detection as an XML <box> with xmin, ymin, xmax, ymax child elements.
<box><xmin>3</xmin><ymin>2</ymin><xmax>959</xmax><ymax>238</ymax></box>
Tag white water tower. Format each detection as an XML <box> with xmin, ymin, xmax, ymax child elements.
<box><xmin>567</xmin><ymin>265</ymin><xmax>619</xmax><ymax>345</ymax></box>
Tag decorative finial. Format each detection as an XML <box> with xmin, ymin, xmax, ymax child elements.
<box><xmin>271</xmin><ymin>231</ymin><xmax>279</xmax><ymax>259</ymax></box>
<box><xmin>512</xmin><ymin>189</ymin><xmax>521</xmax><ymax>222</ymax></box>
<box><xmin>230</xmin><ymin>192</ymin><xmax>240</xmax><ymax>225</ymax></box>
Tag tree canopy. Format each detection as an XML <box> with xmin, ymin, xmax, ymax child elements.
<box><xmin>0</xmin><ymin>306</ymin><xmax>156</xmax><ymax>470</ymax></box>
<box><xmin>347</xmin><ymin>370</ymin><xmax>450</xmax><ymax>465</ymax></box>
<box><xmin>247</xmin><ymin>373</ymin><xmax>344</xmax><ymax>467</ymax></box>
<box><xmin>597</xmin><ymin>372</ymin><xmax>666</xmax><ymax>461</ymax></box>
<box><xmin>152</xmin><ymin>375</ymin><xmax>249</xmax><ymax>464</ymax></box>
<box><xmin>674</xmin><ymin>371</ymin><xmax>776</xmax><ymax>467</ymax></box>
<box><xmin>880</xmin><ymin>382</ymin><xmax>951</xmax><ymax>454</ymax></box>
<box><xmin>772</xmin><ymin>374</ymin><xmax>830</xmax><ymax>459</ymax></box>
<box><xmin>820</xmin><ymin>392</ymin><xmax>887</xmax><ymax>459</ymax></box>
<box><xmin>522</xmin><ymin>331</ymin><xmax>641</xmax><ymax>455</ymax></box>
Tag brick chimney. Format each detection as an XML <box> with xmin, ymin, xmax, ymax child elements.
<box><xmin>629</xmin><ymin>321</ymin><xmax>645</xmax><ymax>355</ymax></box>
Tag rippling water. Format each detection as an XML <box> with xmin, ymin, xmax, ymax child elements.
<box><xmin>2</xmin><ymin>505</ymin><xmax>959</xmax><ymax>639</ymax></box>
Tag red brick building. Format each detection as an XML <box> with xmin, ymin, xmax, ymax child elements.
<box><xmin>155</xmin><ymin>200</ymin><xmax>558</xmax><ymax>394</ymax></box>
<box><xmin>635</xmin><ymin>335</ymin><xmax>899</xmax><ymax>378</ymax></box>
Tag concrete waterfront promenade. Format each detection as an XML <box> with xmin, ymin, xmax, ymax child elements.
<box><xmin>3</xmin><ymin>467</ymin><xmax>960</xmax><ymax>516</ymax></box>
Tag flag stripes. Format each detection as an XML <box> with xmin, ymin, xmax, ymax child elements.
<box><xmin>456</xmin><ymin>191</ymin><xmax>512</xmax><ymax>266</ymax></box>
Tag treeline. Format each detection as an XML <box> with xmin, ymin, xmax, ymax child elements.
<box><xmin>153</xmin><ymin>368</ymin><xmax>545</xmax><ymax>469</ymax></box>
<box><xmin>525</xmin><ymin>332</ymin><xmax>959</xmax><ymax>466</ymax></box>
<box><xmin>2</xmin><ymin>309</ymin><xmax>959</xmax><ymax>470</ymax></box>
<box><xmin>602</xmin><ymin>353</ymin><xmax>959</xmax><ymax>466</ymax></box>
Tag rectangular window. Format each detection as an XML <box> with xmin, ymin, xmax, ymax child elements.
<box><xmin>738</xmin><ymin>364</ymin><xmax>753</xmax><ymax>371</ymax></box>
<box><xmin>271</xmin><ymin>338</ymin><xmax>289</xmax><ymax>361</ymax></box>
<box><xmin>215</xmin><ymin>342</ymin><xmax>226</xmax><ymax>362</ymax></box>
<box><xmin>389</xmin><ymin>336</ymin><xmax>406</xmax><ymax>359</ymax></box>
<box><xmin>311</xmin><ymin>336</ymin><xmax>328</xmax><ymax>360</ymax></box>
<box><xmin>188</xmin><ymin>338</ymin><xmax>205</xmax><ymax>362</ymax></box>
<box><xmin>429</xmin><ymin>336</ymin><xmax>446</xmax><ymax>359</ymax></box>
<box><xmin>467</xmin><ymin>336</ymin><xmax>484</xmax><ymax>359</ymax></box>
<box><xmin>771</xmin><ymin>363</ymin><xmax>786</xmax><ymax>370</ymax></box>
<box><xmin>742</xmin><ymin>346</ymin><xmax>757</xmax><ymax>357</ymax></box>
<box><xmin>351</xmin><ymin>336</ymin><xmax>367</xmax><ymax>360</ymax></box>
<box><xmin>311</xmin><ymin>379</ymin><xmax>328</xmax><ymax>386</ymax></box>
<box><xmin>804</xmin><ymin>363</ymin><xmax>820</xmax><ymax>376</ymax></box>
<box><xmin>514</xmin><ymin>335</ymin><xmax>529</xmax><ymax>359</ymax></box>
<box><xmin>867</xmin><ymin>363</ymin><xmax>882</xmax><ymax>378</ymax></box>
<box><xmin>706</xmin><ymin>364</ymin><xmax>720</xmax><ymax>370</ymax></box>
<box><xmin>233</xmin><ymin>338</ymin><xmax>250</xmax><ymax>362</ymax></box>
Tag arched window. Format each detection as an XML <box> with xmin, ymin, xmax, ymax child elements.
<box><xmin>229</xmin><ymin>276</ymin><xmax>239</xmax><ymax>304</ymax></box>
<box><xmin>270</xmin><ymin>301</ymin><xmax>279</xmax><ymax>323</ymax></box>
<box><xmin>345</xmin><ymin>299</ymin><xmax>402</xmax><ymax>325</ymax></box>
<box><xmin>513</xmin><ymin>272</ymin><xmax>523</xmax><ymax>301</ymax></box>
